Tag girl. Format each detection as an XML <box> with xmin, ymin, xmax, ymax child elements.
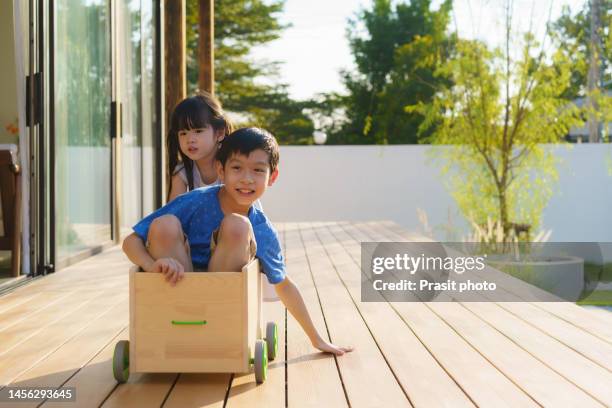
<box><xmin>167</xmin><ymin>92</ymin><xmax>233</xmax><ymax>201</ymax></box>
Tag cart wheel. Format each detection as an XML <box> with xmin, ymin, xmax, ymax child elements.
<box><xmin>254</xmin><ymin>339</ymin><xmax>268</xmax><ymax>384</ymax></box>
<box><xmin>113</xmin><ymin>340</ymin><xmax>130</xmax><ymax>383</ymax></box>
<box><xmin>265</xmin><ymin>321</ymin><xmax>278</xmax><ymax>361</ymax></box>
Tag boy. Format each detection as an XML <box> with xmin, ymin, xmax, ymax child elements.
<box><xmin>123</xmin><ymin>127</ymin><xmax>353</xmax><ymax>356</ymax></box>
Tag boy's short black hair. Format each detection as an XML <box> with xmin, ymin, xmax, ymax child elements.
<box><xmin>216</xmin><ymin>127</ymin><xmax>280</xmax><ymax>173</ymax></box>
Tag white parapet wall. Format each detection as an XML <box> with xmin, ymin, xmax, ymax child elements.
<box><xmin>261</xmin><ymin>144</ymin><xmax>612</xmax><ymax>243</ymax></box>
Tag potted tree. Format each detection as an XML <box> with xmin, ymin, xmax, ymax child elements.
<box><xmin>408</xmin><ymin>2</ymin><xmax>586</xmax><ymax>299</ymax></box>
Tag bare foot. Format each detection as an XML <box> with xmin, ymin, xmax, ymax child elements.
<box><xmin>312</xmin><ymin>338</ymin><xmax>354</xmax><ymax>356</ymax></box>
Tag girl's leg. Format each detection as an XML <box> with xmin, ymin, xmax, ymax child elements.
<box><xmin>146</xmin><ymin>214</ymin><xmax>194</xmax><ymax>271</ymax></box>
<box><xmin>208</xmin><ymin>213</ymin><xmax>255</xmax><ymax>272</ymax></box>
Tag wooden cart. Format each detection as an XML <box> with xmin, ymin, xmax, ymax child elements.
<box><xmin>113</xmin><ymin>259</ymin><xmax>278</xmax><ymax>384</ymax></box>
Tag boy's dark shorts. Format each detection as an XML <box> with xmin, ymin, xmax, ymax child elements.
<box><xmin>146</xmin><ymin>228</ymin><xmax>257</xmax><ymax>272</ymax></box>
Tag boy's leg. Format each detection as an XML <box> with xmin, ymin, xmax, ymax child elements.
<box><xmin>208</xmin><ymin>213</ymin><xmax>256</xmax><ymax>272</ymax></box>
<box><xmin>146</xmin><ymin>214</ymin><xmax>194</xmax><ymax>271</ymax></box>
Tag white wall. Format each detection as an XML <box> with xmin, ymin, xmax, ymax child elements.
<box><xmin>261</xmin><ymin>144</ymin><xmax>612</xmax><ymax>243</ymax></box>
<box><xmin>541</xmin><ymin>144</ymin><xmax>612</xmax><ymax>242</ymax></box>
<box><xmin>64</xmin><ymin>144</ymin><xmax>612</xmax><ymax>243</ymax></box>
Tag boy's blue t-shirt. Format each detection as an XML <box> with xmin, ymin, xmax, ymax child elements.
<box><xmin>132</xmin><ymin>185</ymin><xmax>285</xmax><ymax>284</ymax></box>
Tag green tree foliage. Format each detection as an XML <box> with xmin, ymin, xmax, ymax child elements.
<box><xmin>320</xmin><ymin>0</ymin><xmax>454</xmax><ymax>144</ymax></box>
<box><xmin>236</xmin><ymin>86</ymin><xmax>315</xmax><ymax>145</ymax></box>
<box><xmin>185</xmin><ymin>0</ymin><xmax>314</xmax><ymax>144</ymax></box>
<box><xmin>550</xmin><ymin>1</ymin><xmax>611</xmax><ymax>142</ymax></box>
<box><xmin>411</xmin><ymin>32</ymin><xmax>584</xmax><ymax>241</ymax></box>
<box><xmin>550</xmin><ymin>0</ymin><xmax>611</xmax><ymax>100</ymax></box>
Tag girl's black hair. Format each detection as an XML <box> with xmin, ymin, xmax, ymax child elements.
<box><xmin>167</xmin><ymin>92</ymin><xmax>233</xmax><ymax>200</ymax></box>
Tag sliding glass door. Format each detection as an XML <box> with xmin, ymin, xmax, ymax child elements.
<box><xmin>54</xmin><ymin>0</ymin><xmax>113</xmax><ymax>260</ymax></box>
<box><xmin>119</xmin><ymin>0</ymin><xmax>158</xmax><ymax>234</ymax></box>
<box><xmin>118</xmin><ymin>0</ymin><xmax>143</xmax><ymax>231</ymax></box>
<box><xmin>35</xmin><ymin>0</ymin><xmax>160</xmax><ymax>270</ymax></box>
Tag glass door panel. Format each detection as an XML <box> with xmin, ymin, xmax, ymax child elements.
<box><xmin>119</xmin><ymin>0</ymin><xmax>158</xmax><ymax>235</ymax></box>
<box><xmin>141</xmin><ymin>0</ymin><xmax>158</xmax><ymax>216</ymax></box>
<box><xmin>119</xmin><ymin>0</ymin><xmax>142</xmax><ymax>232</ymax></box>
<box><xmin>54</xmin><ymin>0</ymin><xmax>112</xmax><ymax>259</ymax></box>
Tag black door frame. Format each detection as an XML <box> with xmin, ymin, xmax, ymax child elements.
<box><xmin>26</xmin><ymin>0</ymin><xmax>52</xmax><ymax>278</ymax></box>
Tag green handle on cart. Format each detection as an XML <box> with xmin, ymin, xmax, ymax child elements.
<box><xmin>171</xmin><ymin>320</ymin><xmax>207</xmax><ymax>325</ymax></box>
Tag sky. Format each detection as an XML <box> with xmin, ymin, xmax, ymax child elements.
<box><xmin>251</xmin><ymin>0</ymin><xmax>588</xmax><ymax>100</ymax></box>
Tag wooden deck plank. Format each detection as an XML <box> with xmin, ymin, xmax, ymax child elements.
<box><xmin>363</xmin><ymin>221</ymin><xmax>608</xmax><ymax>406</ymax></box>
<box><xmin>100</xmin><ymin>372</ymin><xmax>178</xmax><ymax>408</ymax></box>
<box><xmin>0</xmin><ymin>246</ymin><xmax>170</xmax><ymax>408</ymax></box>
<box><xmin>225</xmin><ymin>227</ymin><xmax>287</xmax><ymax>407</ymax></box>
<box><xmin>298</xmin><ymin>223</ymin><xmax>412</xmax><ymax>408</ymax></box>
<box><xmin>430</xmin><ymin>302</ymin><xmax>604</xmax><ymax>407</ymax></box>
<box><xmin>0</xmin><ymin>300</ymin><xmax>128</xmax><ymax>408</ymax></box>
<box><xmin>3</xmin><ymin>247</ymin><xmax>127</xmax><ymax>295</ymax></box>
<box><xmin>283</xmin><ymin>223</ymin><xmax>349</xmax><ymax>408</ymax></box>
<box><xmin>312</xmin><ymin>222</ymin><xmax>477</xmax><ymax>408</ymax></box>
<box><xmin>224</xmin><ymin>301</ymin><xmax>285</xmax><ymax>407</ymax></box>
<box><xmin>1</xmin><ymin>273</ymin><xmax>126</xmax><ymax>300</ymax></box>
<box><xmin>398</xmin><ymin>301</ymin><xmax>543</xmax><ymax>407</ymax></box>
<box><xmin>583</xmin><ymin>305</ymin><xmax>612</xmax><ymax>320</ymax></box>
<box><xmin>0</xmin><ymin>290</ymin><xmax>76</xmax><ymax>332</ymax></box>
<box><xmin>0</xmin><ymin>289</ymin><xmax>126</xmax><ymax>386</ymax></box>
<box><xmin>13</xmin><ymin>300</ymin><xmax>127</xmax><ymax>386</ymax></box>
<box><xmin>0</xmin><ymin>255</ymin><xmax>126</xmax><ymax>332</ymax></box>
<box><xmin>380</xmin><ymin>218</ymin><xmax>612</xmax><ymax>371</ymax></box>
<box><xmin>376</xmin><ymin>220</ymin><xmax>612</xmax><ymax>342</ymax></box>
<box><xmin>1</xmin><ymin>223</ymin><xmax>610</xmax><ymax>407</ymax></box>
<box><xmin>31</xmin><ymin>275</ymin><xmax>126</xmax><ymax>294</ymax></box>
<box><xmin>374</xmin><ymin>219</ymin><xmax>612</xmax><ymax>350</ymax></box>
<box><xmin>339</xmin><ymin>221</ymin><xmax>539</xmax><ymax>407</ymax></box>
<box><xmin>0</xmin><ymin>291</ymin><xmax>41</xmax><ymax>314</ymax></box>
<box><xmin>0</xmin><ymin>289</ymin><xmax>117</xmax><ymax>357</ymax></box>
<box><xmin>531</xmin><ymin>302</ymin><xmax>612</xmax><ymax>345</ymax></box>
<box><xmin>495</xmin><ymin>302</ymin><xmax>612</xmax><ymax>371</ymax></box>
<box><xmin>461</xmin><ymin>302</ymin><xmax>612</xmax><ymax>405</ymax></box>
<box><xmin>162</xmin><ymin>373</ymin><xmax>230</xmax><ymax>408</ymax></box>
<box><xmin>365</xmin><ymin>218</ymin><xmax>612</xmax><ymax>370</ymax></box>
<box><xmin>40</xmin><ymin>329</ymin><xmax>129</xmax><ymax>408</ymax></box>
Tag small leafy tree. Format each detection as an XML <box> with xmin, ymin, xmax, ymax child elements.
<box><xmin>410</xmin><ymin>11</ymin><xmax>584</xmax><ymax>241</ymax></box>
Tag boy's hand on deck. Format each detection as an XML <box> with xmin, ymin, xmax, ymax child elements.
<box><xmin>275</xmin><ymin>276</ymin><xmax>355</xmax><ymax>357</ymax></box>
<box><xmin>312</xmin><ymin>337</ymin><xmax>354</xmax><ymax>356</ymax></box>
<box><xmin>151</xmin><ymin>258</ymin><xmax>185</xmax><ymax>286</ymax></box>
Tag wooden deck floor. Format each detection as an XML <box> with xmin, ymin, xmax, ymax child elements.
<box><xmin>0</xmin><ymin>221</ymin><xmax>611</xmax><ymax>407</ymax></box>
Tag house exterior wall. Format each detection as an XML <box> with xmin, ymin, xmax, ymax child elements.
<box><xmin>261</xmin><ymin>144</ymin><xmax>612</xmax><ymax>243</ymax></box>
